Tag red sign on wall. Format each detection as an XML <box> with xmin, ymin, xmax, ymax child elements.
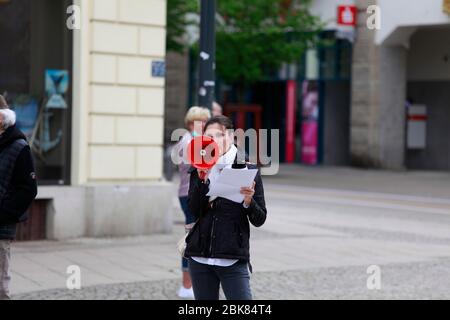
<box><xmin>337</xmin><ymin>5</ymin><xmax>357</xmax><ymax>26</ymax></box>
<box><xmin>285</xmin><ymin>80</ymin><xmax>297</xmax><ymax>163</ymax></box>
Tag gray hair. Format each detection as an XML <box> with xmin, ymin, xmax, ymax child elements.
<box><xmin>0</xmin><ymin>109</ymin><xmax>16</xmax><ymax>130</ymax></box>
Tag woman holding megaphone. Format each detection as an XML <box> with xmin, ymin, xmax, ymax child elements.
<box><xmin>185</xmin><ymin>115</ymin><xmax>267</xmax><ymax>300</ymax></box>
<box><xmin>175</xmin><ymin>106</ymin><xmax>211</xmax><ymax>299</ymax></box>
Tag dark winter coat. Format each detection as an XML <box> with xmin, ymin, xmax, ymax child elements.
<box><xmin>185</xmin><ymin>156</ymin><xmax>267</xmax><ymax>262</ymax></box>
<box><xmin>0</xmin><ymin>125</ymin><xmax>38</xmax><ymax>239</ymax></box>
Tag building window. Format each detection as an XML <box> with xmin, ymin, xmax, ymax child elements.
<box><xmin>318</xmin><ymin>31</ymin><xmax>352</xmax><ymax>81</ymax></box>
<box><xmin>0</xmin><ymin>0</ymin><xmax>73</xmax><ymax>185</ymax></box>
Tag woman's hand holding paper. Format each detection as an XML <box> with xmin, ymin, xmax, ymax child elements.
<box><xmin>241</xmin><ymin>181</ymin><xmax>256</xmax><ymax>206</ymax></box>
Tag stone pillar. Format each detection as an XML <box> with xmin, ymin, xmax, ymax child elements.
<box><xmin>378</xmin><ymin>46</ymin><xmax>407</xmax><ymax>169</ymax></box>
<box><xmin>350</xmin><ymin>0</ymin><xmax>407</xmax><ymax>169</ymax></box>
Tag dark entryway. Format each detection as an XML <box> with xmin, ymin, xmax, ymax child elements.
<box><xmin>16</xmin><ymin>200</ymin><xmax>48</xmax><ymax>241</ymax></box>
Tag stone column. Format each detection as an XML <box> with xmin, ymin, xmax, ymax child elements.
<box><xmin>351</xmin><ymin>0</ymin><xmax>407</xmax><ymax>169</ymax></box>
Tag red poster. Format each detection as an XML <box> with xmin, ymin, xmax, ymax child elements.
<box><xmin>285</xmin><ymin>80</ymin><xmax>297</xmax><ymax>163</ymax></box>
<box><xmin>301</xmin><ymin>81</ymin><xmax>319</xmax><ymax>165</ymax></box>
<box><xmin>301</xmin><ymin>122</ymin><xmax>318</xmax><ymax>164</ymax></box>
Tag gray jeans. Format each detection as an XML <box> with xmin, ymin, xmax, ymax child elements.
<box><xmin>0</xmin><ymin>240</ymin><xmax>11</xmax><ymax>300</ymax></box>
<box><xmin>188</xmin><ymin>258</ymin><xmax>252</xmax><ymax>300</ymax></box>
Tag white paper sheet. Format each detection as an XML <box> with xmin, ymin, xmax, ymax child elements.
<box><xmin>206</xmin><ymin>168</ymin><xmax>258</xmax><ymax>203</ymax></box>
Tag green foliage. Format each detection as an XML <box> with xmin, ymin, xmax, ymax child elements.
<box><xmin>166</xmin><ymin>0</ymin><xmax>199</xmax><ymax>53</ymax></box>
<box><xmin>216</xmin><ymin>0</ymin><xmax>323</xmax><ymax>87</ymax></box>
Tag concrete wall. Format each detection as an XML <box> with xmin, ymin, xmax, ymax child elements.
<box><xmin>351</xmin><ymin>0</ymin><xmax>380</xmax><ymax>168</ymax></box>
<box><xmin>407</xmin><ymin>27</ymin><xmax>450</xmax><ymax>82</ymax></box>
<box><xmin>37</xmin><ymin>183</ymin><xmax>173</xmax><ymax>239</ymax></box>
<box><xmin>376</xmin><ymin>0</ymin><xmax>450</xmax><ymax>45</ymax></box>
<box><xmin>350</xmin><ymin>0</ymin><xmax>407</xmax><ymax>169</ymax></box>
<box><xmin>377</xmin><ymin>46</ymin><xmax>407</xmax><ymax>169</ymax></box>
<box><xmin>85</xmin><ymin>183</ymin><xmax>173</xmax><ymax>237</ymax></box>
<box><xmin>406</xmin><ymin>27</ymin><xmax>450</xmax><ymax>170</ymax></box>
<box><xmin>38</xmin><ymin>186</ymin><xmax>87</xmax><ymax>239</ymax></box>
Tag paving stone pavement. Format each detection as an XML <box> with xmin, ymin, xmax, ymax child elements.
<box><xmin>13</xmin><ymin>258</ymin><xmax>450</xmax><ymax>300</ymax></box>
<box><xmin>9</xmin><ymin>165</ymin><xmax>450</xmax><ymax>300</ymax></box>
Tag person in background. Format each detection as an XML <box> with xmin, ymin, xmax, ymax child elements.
<box><xmin>0</xmin><ymin>97</ymin><xmax>38</xmax><ymax>300</ymax></box>
<box><xmin>174</xmin><ymin>106</ymin><xmax>211</xmax><ymax>299</ymax></box>
<box><xmin>212</xmin><ymin>102</ymin><xmax>223</xmax><ymax>117</ymax></box>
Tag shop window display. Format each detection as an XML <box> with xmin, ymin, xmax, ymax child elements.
<box><xmin>0</xmin><ymin>0</ymin><xmax>73</xmax><ymax>184</ymax></box>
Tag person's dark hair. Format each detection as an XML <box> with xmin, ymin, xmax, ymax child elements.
<box><xmin>204</xmin><ymin>115</ymin><xmax>234</xmax><ymax>132</ymax></box>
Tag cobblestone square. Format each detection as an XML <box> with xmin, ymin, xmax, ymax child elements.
<box><xmin>10</xmin><ymin>166</ymin><xmax>450</xmax><ymax>300</ymax></box>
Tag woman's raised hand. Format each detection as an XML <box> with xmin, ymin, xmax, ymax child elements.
<box><xmin>241</xmin><ymin>181</ymin><xmax>256</xmax><ymax>206</ymax></box>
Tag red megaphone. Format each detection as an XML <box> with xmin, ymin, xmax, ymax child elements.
<box><xmin>187</xmin><ymin>136</ymin><xmax>219</xmax><ymax>180</ymax></box>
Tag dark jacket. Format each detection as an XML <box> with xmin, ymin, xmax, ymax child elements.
<box><xmin>0</xmin><ymin>125</ymin><xmax>38</xmax><ymax>239</ymax></box>
<box><xmin>185</xmin><ymin>156</ymin><xmax>267</xmax><ymax>262</ymax></box>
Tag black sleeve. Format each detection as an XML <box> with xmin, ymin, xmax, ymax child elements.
<box><xmin>187</xmin><ymin>169</ymin><xmax>210</xmax><ymax>220</ymax></box>
<box><xmin>0</xmin><ymin>146</ymin><xmax>38</xmax><ymax>224</ymax></box>
<box><xmin>244</xmin><ymin>169</ymin><xmax>267</xmax><ymax>227</ymax></box>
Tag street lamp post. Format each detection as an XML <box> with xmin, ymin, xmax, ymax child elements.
<box><xmin>198</xmin><ymin>0</ymin><xmax>216</xmax><ymax>111</ymax></box>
